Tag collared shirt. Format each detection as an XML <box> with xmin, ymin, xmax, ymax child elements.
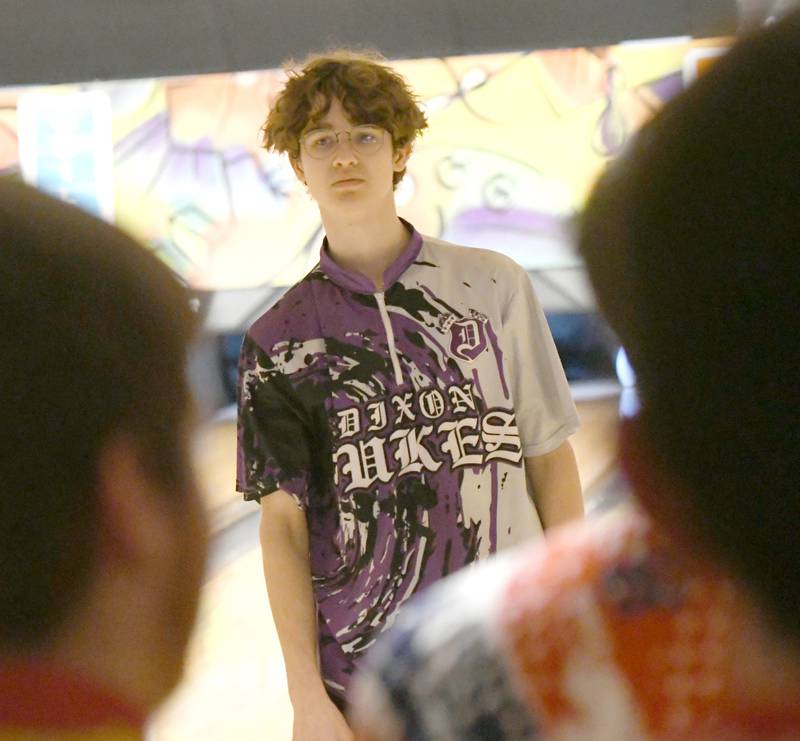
<box><xmin>236</xmin><ymin>221</ymin><xmax>578</xmax><ymax>697</ymax></box>
<box><xmin>0</xmin><ymin>661</ymin><xmax>144</xmax><ymax>740</ymax></box>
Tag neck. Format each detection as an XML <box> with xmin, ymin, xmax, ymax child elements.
<box><xmin>319</xmin><ymin>200</ymin><xmax>409</xmax><ymax>291</ymax></box>
<box><xmin>42</xmin><ymin>571</ymin><xmax>181</xmax><ymax>715</ymax></box>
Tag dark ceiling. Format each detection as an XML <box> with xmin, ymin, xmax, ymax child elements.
<box><xmin>1</xmin><ymin>0</ymin><xmax>738</xmax><ymax>86</ymax></box>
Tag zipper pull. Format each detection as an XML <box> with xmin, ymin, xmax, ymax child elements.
<box><xmin>375</xmin><ymin>292</ymin><xmax>403</xmax><ymax>386</ymax></box>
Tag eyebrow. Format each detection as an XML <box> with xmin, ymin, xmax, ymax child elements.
<box><xmin>303</xmin><ymin>122</ymin><xmax>379</xmax><ymax>134</ymax></box>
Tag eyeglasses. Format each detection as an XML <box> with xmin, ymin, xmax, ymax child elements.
<box><xmin>300</xmin><ymin>125</ymin><xmax>387</xmax><ymax>160</ymax></box>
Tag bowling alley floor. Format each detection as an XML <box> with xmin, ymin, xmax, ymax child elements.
<box><xmin>146</xmin><ymin>388</ymin><xmax>626</xmax><ymax>740</ymax></box>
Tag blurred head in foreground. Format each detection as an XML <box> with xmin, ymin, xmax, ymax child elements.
<box><xmin>0</xmin><ymin>179</ymin><xmax>208</xmax><ymax>728</ymax></box>
<box><xmin>579</xmin><ymin>10</ymin><xmax>800</xmax><ymax>642</ymax></box>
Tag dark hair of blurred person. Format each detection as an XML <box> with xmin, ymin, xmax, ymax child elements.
<box><xmin>580</xmin><ymin>9</ymin><xmax>800</xmax><ymax>644</ymax></box>
<box><xmin>0</xmin><ymin>178</ymin><xmax>208</xmax><ymax>738</ymax></box>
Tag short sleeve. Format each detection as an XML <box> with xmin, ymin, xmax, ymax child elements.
<box><xmin>502</xmin><ymin>265</ymin><xmax>579</xmax><ymax>457</ymax></box>
<box><xmin>350</xmin><ymin>557</ymin><xmax>540</xmax><ymax>740</ymax></box>
<box><xmin>236</xmin><ymin>332</ymin><xmax>316</xmax><ymax>509</ymax></box>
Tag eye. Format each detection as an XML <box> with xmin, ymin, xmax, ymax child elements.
<box><xmin>305</xmin><ymin>131</ymin><xmax>335</xmax><ymax>152</ymax></box>
<box><xmin>356</xmin><ymin>131</ymin><xmax>378</xmax><ymax>144</ymax></box>
<box><xmin>354</xmin><ymin>127</ymin><xmax>381</xmax><ymax>146</ymax></box>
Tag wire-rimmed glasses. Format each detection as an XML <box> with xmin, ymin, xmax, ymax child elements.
<box><xmin>300</xmin><ymin>125</ymin><xmax>387</xmax><ymax>160</ymax></box>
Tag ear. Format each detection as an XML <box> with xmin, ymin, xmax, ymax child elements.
<box><xmin>95</xmin><ymin>434</ymin><xmax>172</xmax><ymax>569</ymax></box>
<box><xmin>290</xmin><ymin>155</ymin><xmax>306</xmax><ymax>185</ymax></box>
<box><xmin>393</xmin><ymin>143</ymin><xmax>412</xmax><ymax>172</ymax></box>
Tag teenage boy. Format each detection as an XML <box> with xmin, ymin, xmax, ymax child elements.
<box><xmin>236</xmin><ymin>51</ymin><xmax>582</xmax><ymax>736</ymax></box>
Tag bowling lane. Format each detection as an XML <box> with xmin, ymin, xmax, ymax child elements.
<box><xmin>148</xmin><ymin>537</ymin><xmax>291</xmax><ymax>740</ymax></box>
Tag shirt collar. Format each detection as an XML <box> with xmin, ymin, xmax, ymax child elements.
<box><xmin>318</xmin><ymin>218</ymin><xmax>423</xmax><ymax>293</ymax></box>
<box><xmin>0</xmin><ymin>661</ymin><xmax>146</xmax><ymax>731</ymax></box>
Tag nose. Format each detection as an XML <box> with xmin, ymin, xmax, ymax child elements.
<box><xmin>332</xmin><ymin>133</ymin><xmax>358</xmax><ymax>167</ymax></box>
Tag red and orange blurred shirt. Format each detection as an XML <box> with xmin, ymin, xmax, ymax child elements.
<box><xmin>0</xmin><ymin>662</ymin><xmax>144</xmax><ymax>740</ymax></box>
<box><xmin>354</xmin><ymin>509</ymin><xmax>800</xmax><ymax>740</ymax></box>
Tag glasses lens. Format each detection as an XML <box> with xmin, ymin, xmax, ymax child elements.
<box><xmin>303</xmin><ymin>130</ymin><xmax>336</xmax><ymax>159</ymax></box>
<box><xmin>302</xmin><ymin>130</ymin><xmax>337</xmax><ymax>159</ymax></box>
<box><xmin>301</xmin><ymin>126</ymin><xmax>386</xmax><ymax>159</ymax></box>
<box><xmin>350</xmin><ymin>126</ymin><xmax>384</xmax><ymax>155</ymax></box>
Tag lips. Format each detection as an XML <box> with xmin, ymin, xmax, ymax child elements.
<box><xmin>332</xmin><ymin>177</ymin><xmax>365</xmax><ymax>187</ymax></box>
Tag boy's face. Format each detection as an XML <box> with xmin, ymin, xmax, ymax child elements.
<box><xmin>291</xmin><ymin>98</ymin><xmax>410</xmax><ymax>216</ymax></box>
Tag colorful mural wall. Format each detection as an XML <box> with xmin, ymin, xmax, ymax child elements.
<box><xmin>0</xmin><ymin>37</ymin><xmax>728</xmax><ymax>316</ymax></box>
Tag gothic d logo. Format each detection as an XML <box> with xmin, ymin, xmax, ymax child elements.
<box><xmin>449</xmin><ymin>317</ymin><xmax>487</xmax><ymax>362</ymax></box>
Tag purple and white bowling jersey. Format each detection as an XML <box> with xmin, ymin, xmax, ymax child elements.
<box><xmin>236</xmin><ymin>222</ymin><xmax>578</xmax><ymax>698</ymax></box>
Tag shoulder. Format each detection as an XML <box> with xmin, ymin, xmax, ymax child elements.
<box><xmin>360</xmin><ymin>552</ymin><xmax>519</xmax><ymax>685</ymax></box>
<box><xmin>417</xmin><ymin>234</ymin><xmax>527</xmax><ymax>287</ymax></box>
<box><xmin>365</xmin><ymin>513</ymin><xmax>654</xmax><ymax>656</ymax></box>
<box><xmin>491</xmin><ymin>513</ymin><xmax>748</xmax><ymax>740</ymax></box>
<box><xmin>499</xmin><ymin>509</ymin><xmax>661</xmax><ymax>621</ymax></box>
<box><xmin>247</xmin><ymin>267</ymin><xmax>326</xmax><ymax>352</ymax></box>
<box><xmin>352</xmin><ymin>513</ymin><xmax>661</xmax><ymax>739</ymax></box>
<box><xmin>353</xmin><ymin>552</ymin><xmax>538</xmax><ymax>739</ymax></box>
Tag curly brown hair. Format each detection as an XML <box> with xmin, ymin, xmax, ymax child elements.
<box><xmin>261</xmin><ymin>49</ymin><xmax>428</xmax><ymax>187</ymax></box>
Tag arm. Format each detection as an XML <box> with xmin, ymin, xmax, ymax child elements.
<box><xmin>525</xmin><ymin>439</ymin><xmax>583</xmax><ymax>530</ymax></box>
<box><xmin>259</xmin><ymin>490</ymin><xmax>353</xmax><ymax>741</ymax></box>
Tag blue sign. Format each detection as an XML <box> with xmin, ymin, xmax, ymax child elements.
<box><xmin>18</xmin><ymin>90</ymin><xmax>114</xmax><ymax>221</ymax></box>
